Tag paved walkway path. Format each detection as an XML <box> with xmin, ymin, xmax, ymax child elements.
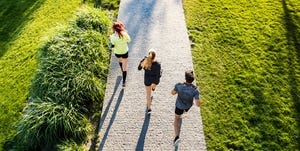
<box><xmin>98</xmin><ymin>0</ymin><xmax>207</xmax><ymax>150</ymax></box>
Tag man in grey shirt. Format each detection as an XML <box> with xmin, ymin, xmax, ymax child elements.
<box><xmin>171</xmin><ymin>70</ymin><xmax>201</xmax><ymax>146</ymax></box>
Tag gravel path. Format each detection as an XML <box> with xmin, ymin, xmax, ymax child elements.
<box><xmin>98</xmin><ymin>0</ymin><xmax>207</xmax><ymax>150</ymax></box>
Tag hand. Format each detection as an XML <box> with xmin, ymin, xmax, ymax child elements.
<box><xmin>171</xmin><ymin>89</ymin><xmax>177</xmax><ymax>95</ymax></box>
<box><xmin>195</xmin><ymin>99</ymin><xmax>201</xmax><ymax>107</ymax></box>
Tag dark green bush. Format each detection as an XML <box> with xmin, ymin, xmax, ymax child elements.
<box><xmin>83</xmin><ymin>0</ymin><xmax>120</xmax><ymax>10</ymax></box>
<box><xmin>31</xmin><ymin>28</ymin><xmax>108</xmax><ymax>108</ymax></box>
<box><xmin>14</xmin><ymin>7</ymin><xmax>111</xmax><ymax>150</ymax></box>
<box><xmin>14</xmin><ymin>101</ymin><xmax>90</xmax><ymax>150</ymax></box>
<box><xmin>75</xmin><ymin>7</ymin><xmax>111</xmax><ymax>33</ymax></box>
<box><xmin>56</xmin><ymin>140</ymin><xmax>84</xmax><ymax>151</ymax></box>
<box><xmin>100</xmin><ymin>0</ymin><xmax>120</xmax><ymax>10</ymax></box>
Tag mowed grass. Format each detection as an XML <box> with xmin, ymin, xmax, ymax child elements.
<box><xmin>183</xmin><ymin>0</ymin><xmax>300</xmax><ymax>150</ymax></box>
<box><xmin>0</xmin><ymin>0</ymin><xmax>82</xmax><ymax>149</ymax></box>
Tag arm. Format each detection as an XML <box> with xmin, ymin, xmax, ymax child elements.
<box><xmin>109</xmin><ymin>35</ymin><xmax>115</xmax><ymax>48</ymax></box>
<box><xmin>172</xmin><ymin>83</ymin><xmax>179</xmax><ymax>95</ymax></box>
<box><xmin>109</xmin><ymin>42</ymin><xmax>114</xmax><ymax>49</ymax></box>
<box><xmin>123</xmin><ymin>32</ymin><xmax>131</xmax><ymax>43</ymax></box>
<box><xmin>154</xmin><ymin>63</ymin><xmax>161</xmax><ymax>83</ymax></box>
<box><xmin>138</xmin><ymin>62</ymin><xmax>142</xmax><ymax>70</ymax></box>
<box><xmin>194</xmin><ymin>89</ymin><xmax>201</xmax><ymax>107</ymax></box>
<box><xmin>171</xmin><ymin>89</ymin><xmax>177</xmax><ymax>95</ymax></box>
<box><xmin>127</xmin><ymin>33</ymin><xmax>131</xmax><ymax>43</ymax></box>
<box><xmin>138</xmin><ymin>58</ymin><xmax>145</xmax><ymax>70</ymax></box>
<box><xmin>194</xmin><ymin>99</ymin><xmax>201</xmax><ymax>107</ymax></box>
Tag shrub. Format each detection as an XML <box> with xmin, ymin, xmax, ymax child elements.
<box><xmin>83</xmin><ymin>0</ymin><xmax>120</xmax><ymax>10</ymax></box>
<box><xmin>14</xmin><ymin>101</ymin><xmax>90</xmax><ymax>150</ymax></box>
<box><xmin>56</xmin><ymin>140</ymin><xmax>84</xmax><ymax>151</ymax></box>
<box><xmin>30</xmin><ymin>28</ymin><xmax>108</xmax><ymax>109</ymax></box>
<box><xmin>75</xmin><ymin>6</ymin><xmax>111</xmax><ymax>33</ymax></box>
<box><xmin>14</xmin><ymin>7</ymin><xmax>111</xmax><ymax>150</ymax></box>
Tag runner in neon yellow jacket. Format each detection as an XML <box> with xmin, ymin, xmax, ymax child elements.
<box><xmin>110</xmin><ymin>32</ymin><xmax>131</xmax><ymax>55</ymax></box>
<box><xmin>110</xmin><ymin>21</ymin><xmax>131</xmax><ymax>86</ymax></box>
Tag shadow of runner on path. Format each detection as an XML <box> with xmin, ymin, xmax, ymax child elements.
<box><xmin>98</xmin><ymin>88</ymin><xmax>124</xmax><ymax>150</ymax></box>
<box><xmin>135</xmin><ymin>112</ymin><xmax>151</xmax><ymax>151</ymax></box>
<box><xmin>99</xmin><ymin>76</ymin><xmax>122</xmax><ymax>130</ymax></box>
<box><xmin>89</xmin><ymin>76</ymin><xmax>122</xmax><ymax>151</ymax></box>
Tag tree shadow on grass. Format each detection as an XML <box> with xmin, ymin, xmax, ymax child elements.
<box><xmin>0</xmin><ymin>0</ymin><xmax>46</xmax><ymax>58</ymax></box>
<box><xmin>281</xmin><ymin>0</ymin><xmax>300</xmax><ymax>149</ymax></box>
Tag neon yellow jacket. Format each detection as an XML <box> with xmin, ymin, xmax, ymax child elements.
<box><xmin>110</xmin><ymin>32</ymin><xmax>131</xmax><ymax>54</ymax></box>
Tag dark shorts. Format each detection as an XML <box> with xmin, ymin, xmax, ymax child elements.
<box><xmin>175</xmin><ymin>106</ymin><xmax>190</xmax><ymax>115</ymax></box>
<box><xmin>144</xmin><ymin>78</ymin><xmax>159</xmax><ymax>86</ymax></box>
<box><xmin>115</xmin><ymin>52</ymin><xmax>128</xmax><ymax>58</ymax></box>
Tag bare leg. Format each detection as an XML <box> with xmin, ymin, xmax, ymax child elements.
<box><xmin>174</xmin><ymin>114</ymin><xmax>181</xmax><ymax>137</ymax></box>
<box><xmin>151</xmin><ymin>83</ymin><xmax>157</xmax><ymax>91</ymax></box>
<box><xmin>122</xmin><ymin>58</ymin><xmax>128</xmax><ymax>71</ymax></box>
<box><xmin>119</xmin><ymin>58</ymin><xmax>128</xmax><ymax>85</ymax></box>
<box><xmin>145</xmin><ymin>86</ymin><xmax>152</xmax><ymax>110</ymax></box>
<box><xmin>118</xmin><ymin>58</ymin><xmax>123</xmax><ymax>71</ymax></box>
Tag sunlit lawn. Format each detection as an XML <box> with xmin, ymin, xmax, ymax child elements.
<box><xmin>183</xmin><ymin>0</ymin><xmax>300</xmax><ymax>150</ymax></box>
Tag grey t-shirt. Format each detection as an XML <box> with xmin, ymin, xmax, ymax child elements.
<box><xmin>174</xmin><ymin>83</ymin><xmax>200</xmax><ymax>110</ymax></box>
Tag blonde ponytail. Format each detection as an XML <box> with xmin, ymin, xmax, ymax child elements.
<box><xmin>141</xmin><ymin>49</ymin><xmax>156</xmax><ymax>70</ymax></box>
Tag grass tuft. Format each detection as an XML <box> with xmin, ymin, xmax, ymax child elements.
<box><xmin>75</xmin><ymin>7</ymin><xmax>112</xmax><ymax>33</ymax></box>
<box><xmin>14</xmin><ymin>101</ymin><xmax>90</xmax><ymax>150</ymax></box>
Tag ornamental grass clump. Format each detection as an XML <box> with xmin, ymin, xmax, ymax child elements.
<box><xmin>14</xmin><ymin>7</ymin><xmax>111</xmax><ymax>150</ymax></box>
<box><xmin>14</xmin><ymin>101</ymin><xmax>89</xmax><ymax>150</ymax></box>
<box><xmin>31</xmin><ymin>28</ymin><xmax>108</xmax><ymax>108</ymax></box>
<box><xmin>75</xmin><ymin>7</ymin><xmax>111</xmax><ymax>33</ymax></box>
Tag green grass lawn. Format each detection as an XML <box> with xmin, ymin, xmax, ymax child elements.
<box><xmin>0</xmin><ymin>0</ymin><xmax>82</xmax><ymax>149</ymax></box>
<box><xmin>183</xmin><ymin>0</ymin><xmax>300</xmax><ymax>150</ymax></box>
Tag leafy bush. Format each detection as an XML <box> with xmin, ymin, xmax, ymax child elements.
<box><xmin>75</xmin><ymin>7</ymin><xmax>111</xmax><ymax>33</ymax></box>
<box><xmin>14</xmin><ymin>101</ymin><xmax>90</xmax><ymax>150</ymax></box>
<box><xmin>31</xmin><ymin>28</ymin><xmax>108</xmax><ymax>109</ymax></box>
<box><xmin>83</xmin><ymin>0</ymin><xmax>120</xmax><ymax>10</ymax></box>
<box><xmin>14</xmin><ymin>7</ymin><xmax>111</xmax><ymax>150</ymax></box>
<box><xmin>56</xmin><ymin>140</ymin><xmax>84</xmax><ymax>151</ymax></box>
<box><xmin>100</xmin><ymin>0</ymin><xmax>120</xmax><ymax>10</ymax></box>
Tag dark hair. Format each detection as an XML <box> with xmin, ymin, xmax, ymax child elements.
<box><xmin>185</xmin><ymin>70</ymin><xmax>194</xmax><ymax>83</ymax></box>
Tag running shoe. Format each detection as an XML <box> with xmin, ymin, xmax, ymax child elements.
<box><xmin>173</xmin><ymin>136</ymin><xmax>180</xmax><ymax>146</ymax></box>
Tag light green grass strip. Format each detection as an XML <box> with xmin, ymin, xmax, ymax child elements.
<box><xmin>0</xmin><ymin>0</ymin><xmax>82</xmax><ymax>149</ymax></box>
